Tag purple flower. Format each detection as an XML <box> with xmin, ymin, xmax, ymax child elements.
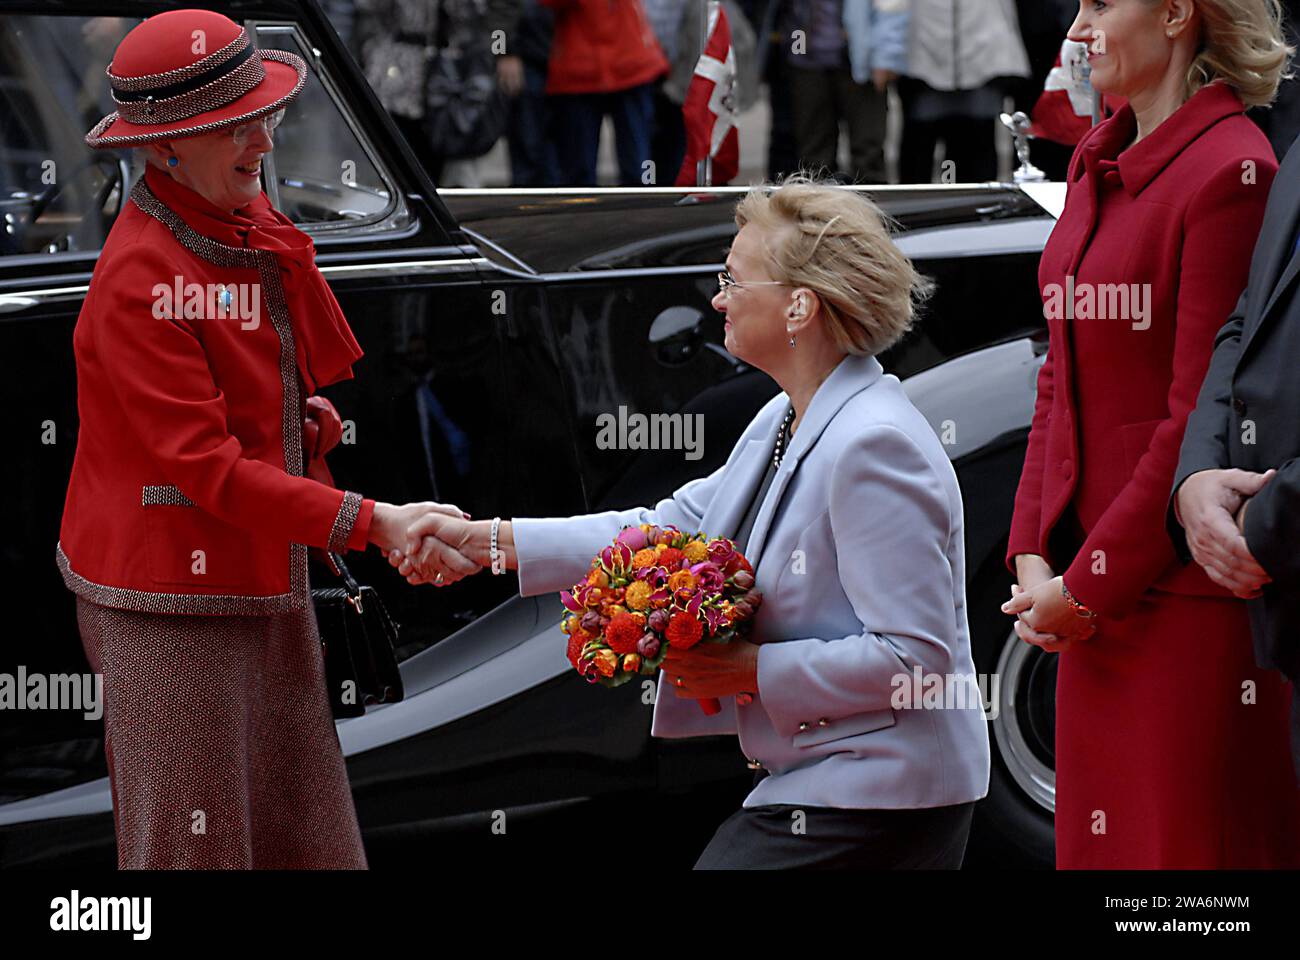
<box><xmin>637</xmin><ymin>633</ymin><xmax>660</xmax><ymax>658</ymax></box>
<box><xmin>691</xmin><ymin>562</ymin><xmax>724</xmax><ymax>591</ymax></box>
<box><xmin>703</xmin><ymin>605</ymin><xmax>724</xmax><ymax>634</ymax></box>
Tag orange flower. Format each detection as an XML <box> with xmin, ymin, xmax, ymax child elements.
<box><xmin>593</xmin><ymin>649</ymin><xmax>618</xmax><ymax>677</ymax></box>
<box><xmin>622</xmin><ymin>653</ymin><xmax>642</xmax><ymax>673</ymax></box>
<box><xmin>605</xmin><ymin>612</ymin><xmax>644</xmax><ymax>654</ymax></box>
<box><xmin>667</xmin><ymin>570</ymin><xmax>697</xmax><ymax>593</ymax></box>
<box><xmin>666</xmin><ymin>613</ymin><xmax>704</xmax><ymax>650</ymax></box>
<box><xmin>566</xmin><ymin>629</ymin><xmax>591</xmax><ymax>669</ymax></box>
<box><xmin>682</xmin><ymin>541</ymin><xmax>708</xmax><ymax>563</ymax></box>
<box><xmin>587</xmin><ymin>568</ymin><xmax>610</xmax><ymax>587</ymax></box>
<box><xmin>624</xmin><ymin>580</ymin><xmax>652</xmax><ymax>611</ymax></box>
<box><xmin>631</xmin><ymin>548</ymin><xmax>659</xmax><ymax>569</ymax></box>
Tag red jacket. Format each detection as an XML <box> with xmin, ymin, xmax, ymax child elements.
<box><xmin>1006</xmin><ymin>81</ymin><xmax>1277</xmax><ymax>619</ymax></box>
<box><xmin>57</xmin><ymin>166</ymin><xmax>374</xmax><ymax>615</ymax></box>
<box><xmin>541</xmin><ymin>0</ymin><xmax>669</xmax><ymax>95</ymax></box>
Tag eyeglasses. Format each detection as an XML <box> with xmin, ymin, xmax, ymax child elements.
<box><xmin>229</xmin><ymin>108</ymin><xmax>286</xmax><ymax>146</ymax></box>
<box><xmin>716</xmin><ymin>269</ymin><xmax>790</xmax><ymax>299</ymax></box>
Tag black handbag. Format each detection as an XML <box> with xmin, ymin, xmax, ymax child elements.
<box><xmin>311</xmin><ymin>551</ymin><xmax>404</xmax><ymax>719</ymax></box>
<box><xmin>358</xmin><ymin>0</ymin><xmax>507</xmax><ymax>161</ymax></box>
<box><xmin>423</xmin><ymin>40</ymin><xmax>508</xmax><ymax>161</ymax></box>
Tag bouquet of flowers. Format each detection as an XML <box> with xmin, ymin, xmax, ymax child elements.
<box><xmin>561</xmin><ymin>524</ymin><xmax>762</xmax><ymax>715</ymax></box>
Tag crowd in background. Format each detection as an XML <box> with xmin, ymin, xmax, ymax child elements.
<box><xmin>324</xmin><ymin>0</ymin><xmax>1299</xmax><ymax>187</ymax></box>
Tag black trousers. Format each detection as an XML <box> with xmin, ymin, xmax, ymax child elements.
<box><xmin>694</xmin><ymin>775</ymin><xmax>975</xmax><ymax>869</ymax></box>
<box><xmin>896</xmin><ymin>77</ymin><xmax>997</xmax><ymax>185</ymax></box>
<box><xmin>787</xmin><ymin>62</ymin><xmax>888</xmax><ymax>184</ymax></box>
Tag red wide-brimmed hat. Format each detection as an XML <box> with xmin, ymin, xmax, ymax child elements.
<box><xmin>85</xmin><ymin>9</ymin><xmax>306</xmax><ymax>148</ymax></box>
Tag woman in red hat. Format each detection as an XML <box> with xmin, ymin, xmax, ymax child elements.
<box><xmin>64</xmin><ymin>9</ymin><xmax>476</xmax><ymax>869</ymax></box>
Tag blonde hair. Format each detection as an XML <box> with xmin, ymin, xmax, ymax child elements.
<box><xmin>1165</xmin><ymin>0</ymin><xmax>1294</xmax><ymax>107</ymax></box>
<box><xmin>733</xmin><ymin>172</ymin><xmax>934</xmax><ymax>357</ymax></box>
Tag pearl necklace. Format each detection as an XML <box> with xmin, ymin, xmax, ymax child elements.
<box><xmin>772</xmin><ymin>406</ymin><xmax>796</xmax><ymax>467</ymax></box>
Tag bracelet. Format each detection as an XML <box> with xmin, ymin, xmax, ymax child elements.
<box><xmin>1061</xmin><ymin>580</ymin><xmax>1095</xmax><ymax>619</ymax></box>
<box><xmin>490</xmin><ymin>517</ymin><xmax>505</xmax><ymax>575</ymax></box>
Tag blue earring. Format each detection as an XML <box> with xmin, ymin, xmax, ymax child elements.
<box><xmin>167</xmin><ymin>156</ymin><xmax>178</xmax><ymax>167</ymax></box>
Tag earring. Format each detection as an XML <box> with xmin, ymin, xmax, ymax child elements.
<box><xmin>167</xmin><ymin>156</ymin><xmax>179</xmax><ymax>167</ymax></box>
<box><xmin>788</xmin><ymin>331</ymin><xmax>797</xmax><ymax>348</ymax></box>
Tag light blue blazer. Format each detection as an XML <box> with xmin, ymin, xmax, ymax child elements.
<box><xmin>512</xmin><ymin>354</ymin><xmax>991</xmax><ymax>810</ymax></box>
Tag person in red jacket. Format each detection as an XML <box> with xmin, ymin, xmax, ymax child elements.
<box><xmin>1001</xmin><ymin>0</ymin><xmax>1300</xmax><ymax>868</ymax></box>
<box><xmin>66</xmin><ymin>9</ymin><xmax>475</xmax><ymax>869</ymax></box>
<box><xmin>542</xmin><ymin>0</ymin><xmax>671</xmax><ymax>184</ymax></box>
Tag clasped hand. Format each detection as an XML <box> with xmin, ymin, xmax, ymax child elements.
<box><xmin>368</xmin><ymin>501</ymin><xmax>480</xmax><ymax>586</ymax></box>
<box><xmin>1175</xmin><ymin>468</ymin><xmax>1274</xmax><ymax>599</ymax></box>
<box><xmin>374</xmin><ymin>512</ymin><xmax>505</xmax><ymax>586</ymax></box>
<box><xmin>1001</xmin><ymin>555</ymin><xmax>1095</xmax><ymax>654</ymax></box>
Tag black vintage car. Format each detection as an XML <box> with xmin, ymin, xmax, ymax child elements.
<box><xmin>0</xmin><ymin>0</ymin><xmax>1063</xmax><ymax>868</ymax></box>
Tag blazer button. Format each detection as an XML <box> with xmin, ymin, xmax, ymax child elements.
<box><xmin>798</xmin><ymin>721</ymin><xmax>809</xmax><ymax>732</ymax></box>
<box><xmin>818</xmin><ymin>718</ymin><xmax>830</xmax><ymax>727</ymax></box>
<box><xmin>1232</xmin><ymin>397</ymin><xmax>1247</xmax><ymax>416</ymax></box>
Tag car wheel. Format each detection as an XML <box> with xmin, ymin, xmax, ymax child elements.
<box><xmin>969</xmin><ymin>575</ymin><xmax>1058</xmax><ymax>867</ymax></box>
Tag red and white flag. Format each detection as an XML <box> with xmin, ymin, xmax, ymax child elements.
<box><xmin>674</xmin><ymin>2</ymin><xmax>739</xmax><ymax>186</ymax></box>
<box><xmin>1031</xmin><ymin>38</ymin><xmax>1125</xmax><ymax>146</ymax></box>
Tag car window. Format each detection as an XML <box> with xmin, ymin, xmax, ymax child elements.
<box><xmin>252</xmin><ymin>23</ymin><xmax>409</xmax><ymax>234</ymax></box>
<box><xmin>0</xmin><ymin>14</ymin><xmax>410</xmax><ymax>260</ymax></box>
<box><xmin>0</xmin><ymin>14</ymin><xmax>140</xmax><ymax>257</ymax></box>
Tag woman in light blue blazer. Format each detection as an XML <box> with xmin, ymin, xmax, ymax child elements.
<box><xmin>394</xmin><ymin>174</ymin><xmax>991</xmax><ymax>868</ymax></box>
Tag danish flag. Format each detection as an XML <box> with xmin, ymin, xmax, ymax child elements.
<box><xmin>1031</xmin><ymin>38</ymin><xmax>1125</xmax><ymax>146</ymax></box>
<box><xmin>674</xmin><ymin>2</ymin><xmax>739</xmax><ymax>186</ymax></box>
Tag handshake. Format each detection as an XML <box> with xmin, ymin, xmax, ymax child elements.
<box><xmin>367</xmin><ymin>501</ymin><xmax>514</xmax><ymax>586</ymax></box>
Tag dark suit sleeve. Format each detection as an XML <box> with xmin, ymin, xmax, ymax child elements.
<box><xmin>1242</xmin><ymin>458</ymin><xmax>1300</xmax><ymax>583</ymax></box>
<box><xmin>1165</xmin><ymin>286</ymin><xmax>1249</xmax><ymax>559</ymax></box>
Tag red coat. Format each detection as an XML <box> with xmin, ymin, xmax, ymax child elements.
<box><xmin>57</xmin><ymin>165</ymin><xmax>374</xmax><ymax>615</ymax></box>
<box><xmin>541</xmin><ymin>0</ymin><xmax>670</xmax><ymax>95</ymax></box>
<box><xmin>1006</xmin><ymin>82</ymin><xmax>1278</xmax><ymax>618</ymax></box>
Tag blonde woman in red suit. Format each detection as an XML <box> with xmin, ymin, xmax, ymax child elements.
<box><xmin>62</xmin><ymin>10</ymin><xmax>475</xmax><ymax>868</ymax></box>
<box><xmin>1002</xmin><ymin>0</ymin><xmax>1300</xmax><ymax>868</ymax></box>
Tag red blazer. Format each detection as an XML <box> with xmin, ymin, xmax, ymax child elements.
<box><xmin>1006</xmin><ymin>81</ymin><xmax>1277</xmax><ymax>619</ymax></box>
<box><xmin>541</xmin><ymin>0</ymin><xmax>669</xmax><ymax>95</ymax></box>
<box><xmin>57</xmin><ymin>170</ymin><xmax>374</xmax><ymax>615</ymax></box>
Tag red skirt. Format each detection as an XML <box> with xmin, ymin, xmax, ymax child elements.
<box><xmin>75</xmin><ymin>595</ymin><xmax>368</xmax><ymax>869</ymax></box>
<box><xmin>1054</xmin><ymin>590</ymin><xmax>1300</xmax><ymax>868</ymax></box>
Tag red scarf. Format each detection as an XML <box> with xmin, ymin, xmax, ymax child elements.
<box><xmin>142</xmin><ymin>163</ymin><xmax>363</xmax><ymax>393</ymax></box>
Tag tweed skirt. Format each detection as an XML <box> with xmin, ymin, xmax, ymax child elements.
<box><xmin>75</xmin><ymin>594</ymin><xmax>368</xmax><ymax>869</ymax></box>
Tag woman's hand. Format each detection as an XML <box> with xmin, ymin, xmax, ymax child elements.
<box><xmin>1002</xmin><ymin>576</ymin><xmax>1096</xmax><ymax>653</ymax></box>
<box><xmin>662</xmin><ymin>640</ymin><xmax>759</xmax><ymax>700</ymax></box>
<box><xmin>1014</xmin><ymin>553</ymin><xmax>1055</xmax><ymax>592</ymax></box>
<box><xmin>386</xmin><ymin>517</ymin><xmax>516</xmax><ymax>586</ymax></box>
<box><xmin>1006</xmin><ymin>553</ymin><xmax>1075</xmax><ymax>652</ymax></box>
<box><xmin>369</xmin><ymin>501</ymin><xmax>478</xmax><ymax>585</ymax></box>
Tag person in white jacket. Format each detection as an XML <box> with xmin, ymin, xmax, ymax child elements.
<box><xmin>898</xmin><ymin>0</ymin><xmax>1030</xmax><ymax>182</ymax></box>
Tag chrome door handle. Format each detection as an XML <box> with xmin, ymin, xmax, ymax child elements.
<box><xmin>0</xmin><ymin>295</ymin><xmax>38</xmax><ymax>313</ymax></box>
